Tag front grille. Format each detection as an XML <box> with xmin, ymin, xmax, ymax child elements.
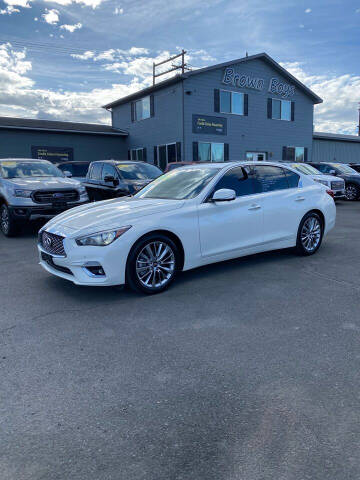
<box><xmin>32</xmin><ymin>189</ymin><xmax>79</xmax><ymax>204</ymax></box>
<box><xmin>39</xmin><ymin>231</ymin><xmax>66</xmax><ymax>256</ymax></box>
<box><xmin>41</xmin><ymin>252</ymin><xmax>73</xmax><ymax>275</ymax></box>
<box><xmin>331</xmin><ymin>181</ymin><xmax>344</xmax><ymax>191</ymax></box>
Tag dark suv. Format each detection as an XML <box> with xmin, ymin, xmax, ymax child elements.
<box><xmin>83</xmin><ymin>160</ymin><xmax>163</xmax><ymax>201</ymax></box>
<box><xmin>308</xmin><ymin>162</ymin><xmax>360</xmax><ymax>200</ymax></box>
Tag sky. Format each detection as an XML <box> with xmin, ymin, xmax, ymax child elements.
<box><xmin>0</xmin><ymin>0</ymin><xmax>359</xmax><ymax>133</ymax></box>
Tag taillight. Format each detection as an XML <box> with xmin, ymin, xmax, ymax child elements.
<box><xmin>326</xmin><ymin>189</ymin><xmax>335</xmax><ymax>199</ymax></box>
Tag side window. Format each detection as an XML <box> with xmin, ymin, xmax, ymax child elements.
<box><xmin>253</xmin><ymin>165</ymin><xmax>289</xmax><ymax>192</ymax></box>
<box><xmin>213</xmin><ymin>166</ymin><xmax>258</xmax><ymax>197</ymax></box>
<box><xmin>284</xmin><ymin>169</ymin><xmax>300</xmax><ymax>188</ymax></box>
<box><xmin>89</xmin><ymin>163</ymin><xmax>102</xmax><ymax>180</ymax></box>
<box><xmin>102</xmin><ymin>164</ymin><xmax>117</xmax><ymax>181</ymax></box>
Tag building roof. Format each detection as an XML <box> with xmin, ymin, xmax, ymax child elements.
<box><xmin>103</xmin><ymin>52</ymin><xmax>323</xmax><ymax>109</ymax></box>
<box><xmin>313</xmin><ymin>132</ymin><xmax>360</xmax><ymax>143</ymax></box>
<box><xmin>0</xmin><ymin>116</ymin><xmax>128</xmax><ymax>136</ymax></box>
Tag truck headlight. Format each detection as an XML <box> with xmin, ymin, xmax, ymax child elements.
<box><xmin>75</xmin><ymin>226</ymin><xmax>132</xmax><ymax>246</ymax></box>
<box><xmin>79</xmin><ymin>186</ymin><xmax>87</xmax><ymax>195</ymax></box>
<box><xmin>14</xmin><ymin>189</ymin><xmax>32</xmax><ymax>198</ymax></box>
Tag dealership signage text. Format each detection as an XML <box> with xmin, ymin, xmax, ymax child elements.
<box><xmin>222</xmin><ymin>67</ymin><xmax>295</xmax><ymax>98</ymax></box>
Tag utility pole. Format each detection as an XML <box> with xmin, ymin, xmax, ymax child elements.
<box><xmin>152</xmin><ymin>50</ymin><xmax>190</xmax><ymax>85</ymax></box>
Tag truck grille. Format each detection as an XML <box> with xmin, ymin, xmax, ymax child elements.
<box><xmin>331</xmin><ymin>181</ymin><xmax>344</xmax><ymax>191</ymax></box>
<box><xmin>32</xmin><ymin>189</ymin><xmax>79</xmax><ymax>204</ymax></box>
<box><xmin>39</xmin><ymin>231</ymin><xmax>66</xmax><ymax>256</ymax></box>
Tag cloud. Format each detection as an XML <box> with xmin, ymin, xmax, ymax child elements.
<box><xmin>44</xmin><ymin>0</ymin><xmax>106</xmax><ymax>8</ymax></box>
<box><xmin>71</xmin><ymin>50</ymin><xmax>95</xmax><ymax>60</ymax></box>
<box><xmin>42</xmin><ymin>8</ymin><xmax>59</xmax><ymax>24</ymax></box>
<box><xmin>0</xmin><ymin>5</ymin><xmax>20</xmax><ymax>14</ymax></box>
<box><xmin>305</xmin><ymin>8</ymin><xmax>312</xmax><ymax>13</ymax></box>
<box><xmin>114</xmin><ymin>6</ymin><xmax>123</xmax><ymax>14</ymax></box>
<box><xmin>4</xmin><ymin>0</ymin><xmax>31</xmax><ymax>7</ymax></box>
<box><xmin>282</xmin><ymin>61</ymin><xmax>360</xmax><ymax>135</ymax></box>
<box><xmin>60</xmin><ymin>22</ymin><xmax>82</xmax><ymax>32</ymax></box>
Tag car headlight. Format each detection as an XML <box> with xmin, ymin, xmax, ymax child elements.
<box><xmin>14</xmin><ymin>189</ymin><xmax>32</xmax><ymax>198</ymax></box>
<box><xmin>314</xmin><ymin>179</ymin><xmax>329</xmax><ymax>187</ymax></box>
<box><xmin>75</xmin><ymin>226</ymin><xmax>132</xmax><ymax>246</ymax></box>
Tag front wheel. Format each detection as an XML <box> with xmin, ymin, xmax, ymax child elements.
<box><xmin>345</xmin><ymin>183</ymin><xmax>360</xmax><ymax>201</ymax></box>
<box><xmin>296</xmin><ymin>212</ymin><xmax>323</xmax><ymax>256</ymax></box>
<box><xmin>126</xmin><ymin>234</ymin><xmax>180</xmax><ymax>294</ymax></box>
<box><xmin>0</xmin><ymin>204</ymin><xmax>20</xmax><ymax>237</ymax></box>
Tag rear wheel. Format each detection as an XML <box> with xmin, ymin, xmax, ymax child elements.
<box><xmin>0</xmin><ymin>204</ymin><xmax>20</xmax><ymax>237</ymax></box>
<box><xmin>296</xmin><ymin>212</ymin><xmax>323</xmax><ymax>256</ymax></box>
<box><xmin>345</xmin><ymin>183</ymin><xmax>360</xmax><ymax>201</ymax></box>
<box><xmin>126</xmin><ymin>234</ymin><xmax>180</xmax><ymax>294</ymax></box>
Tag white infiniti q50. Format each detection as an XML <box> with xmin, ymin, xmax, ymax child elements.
<box><xmin>38</xmin><ymin>161</ymin><xmax>336</xmax><ymax>294</ymax></box>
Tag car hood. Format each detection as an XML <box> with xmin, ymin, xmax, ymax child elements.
<box><xmin>7</xmin><ymin>177</ymin><xmax>81</xmax><ymax>190</ymax></box>
<box><xmin>44</xmin><ymin>197</ymin><xmax>185</xmax><ymax>235</ymax></box>
<box><xmin>312</xmin><ymin>174</ymin><xmax>343</xmax><ymax>183</ymax></box>
<box><xmin>338</xmin><ymin>174</ymin><xmax>360</xmax><ymax>182</ymax></box>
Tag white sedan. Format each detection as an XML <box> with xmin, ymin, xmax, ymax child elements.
<box><xmin>38</xmin><ymin>162</ymin><xmax>336</xmax><ymax>294</ymax></box>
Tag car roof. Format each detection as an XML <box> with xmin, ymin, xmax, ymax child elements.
<box><xmin>91</xmin><ymin>160</ymin><xmax>141</xmax><ymax>164</ymax></box>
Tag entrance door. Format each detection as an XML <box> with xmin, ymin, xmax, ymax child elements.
<box><xmin>157</xmin><ymin>143</ymin><xmax>177</xmax><ymax>170</ymax></box>
<box><xmin>246</xmin><ymin>152</ymin><xmax>267</xmax><ymax>161</ymax></box>
<box><xmin>158</xmin><ymin>145</ymin><xmax>167</xmax><ymax>171</ymax></box>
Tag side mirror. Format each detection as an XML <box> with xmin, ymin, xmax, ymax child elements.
<box><xmin>104</xmin><ymin>175</ymin><xmax>119</xmax><ymax>186</ymax></box>
<box><xmin>211</xmin><ymin>188</ymin><xmax>236</xmax><ymax>202</ymax></box>
<box><xmin>329</xmin><ymin>170</ymin><xmax>336</xmax><ymax>175</ymax></box>
<box><xmin>63</xmin><ymin>170</ymin><xmax>72</xmax><ymax>177</ymax></box>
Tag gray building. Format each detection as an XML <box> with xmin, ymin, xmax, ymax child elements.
<box><xmin>313</xmin><ymin>132</ymin><xmax>360</xmax><ymax>164</ymax></box>
<box><xmin>105</xmin><ymin>52</ymin><xmax>323</xmax><ymax>169</ymax></box>
<box><xmin>0</xmin><ymin>117</ymin><xmax>128</xmax><ymax>163</ymax></box>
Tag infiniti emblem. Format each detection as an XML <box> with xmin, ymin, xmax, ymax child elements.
<box><xmin>43</xmin><ymin>233</ymin><xmax>52</xmax><ymax>249</ymax></box>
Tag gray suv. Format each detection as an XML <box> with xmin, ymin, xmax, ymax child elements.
<box><xmin>0</xmin><ymin>158</ymin><xmax>89</xmax><ymax>236</ymax></box>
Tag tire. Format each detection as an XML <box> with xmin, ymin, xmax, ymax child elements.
<box><xmin>0</xmin><ymin>204</ymin><xmax>20</xmax><ymax>237</ymax></box>
<box><xmin>345</xmin><ymin>183</ymin><xmax>360</xmax><ymax>201</ymax></box>
<box><xmin>126</xmin><ymin>234</ymin><xmax>180</xmax><ymax>294</ymax></box>
<box><xmin>296</xmin><ymin>212</ymin><xmax>323</xmax><ymax>256</ymax></box>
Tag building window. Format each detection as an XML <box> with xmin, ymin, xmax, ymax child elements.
<box><xmin>130</xmin><ymin>148</ymin><xmax>146</xmax><ymax>161</ymax></box>
<box><xmin>283</xmin><ymin>146</ymin><xmax>307</xmax><ymax>162</ymax></box>
<box><xmin>132</xmin><ymin>96</ymin><xmax>151</xmax><ymax>121</ymax></box>
<box><xmin>219</xmin><ymin>90</ymin><xmax>246</xmax><ymax>115</ymax></box>
<box><xmin>198</xmin><ymin>142</ymin><xmax>225</xmax><ymax>162</ymax></box>
<box><xmin>270</xmin><ymin>99</ymin><xmax>292</xmax><ymax>121</ymax></box>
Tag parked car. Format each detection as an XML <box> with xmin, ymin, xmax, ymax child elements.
<box><xmin>56</xmin><ymin>161</ymin><xmax>91</xmax><ymax>182</ymax></box>
<box><xmin>38</xmin><ymin>161</ymin><xmax>336</xmax><ymax>294</ymax></box>
<box><xmin>283</xmin><ymin>162</ymin><xmax>345</xmax><ymax>199</ymax></box>
<box><xmin>349</xmin><ymin>164</ymin><xmax>360</xmax><ymax>174</ymax></box>
<box><xmin>83</xmin><ymin>160</ymin><xmax>163</xmax><ymax>201</ymax></box>
<box><xmin>0</xmin><ymin>158</ymin><xmax>88</xmax><ymax>236</ymax></box>
<box><xmin>308</xmin><ymin>162</ymin><xmax>360</xmax><ymax>200</ymax></box>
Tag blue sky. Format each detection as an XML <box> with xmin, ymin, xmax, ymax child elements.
<box><xmin>0</xmin><ymin>0</ymin><xmax>359</xmax><ymax>133</ymax></box>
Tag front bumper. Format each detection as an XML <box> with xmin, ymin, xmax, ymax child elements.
<box><xmin>333</xmin><ymin>190</ymin><xmax>345</xmax><ymax>199</ymax></box>
<box><xmin>38</xmin><ymin>239</ymin><xmax>128</xmax><ymax>287</ymax></box>
<box><xmin>9</xmin><ymin>202</ymin><xmax>88</xmax><ymax>220</ymax></box>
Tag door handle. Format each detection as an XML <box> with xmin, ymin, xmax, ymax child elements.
<box><xmin>295</xmin><ymin>196</ymin><xmax>305</xmax><ymax>202</ymax></box>
<box><xmin>248</xmin><ymin>204</ymin><xmax>261</xmax><ymax>210</ymax></box>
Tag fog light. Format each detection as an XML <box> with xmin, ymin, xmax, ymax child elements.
<box><xmin>82</xmin><ymin>262</ymin><xmax>106</xmax><ymax>277</ymax></box>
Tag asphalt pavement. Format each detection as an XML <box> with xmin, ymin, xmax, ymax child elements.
<box><xmin>1</xmin><ymin>201</ymin><xmax>360</xmax><ymax>480</ymax></box>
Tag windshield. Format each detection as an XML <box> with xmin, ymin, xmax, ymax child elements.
<box><xmin>136</xmin><ymin>166</ymin><xmax>221</xmax><ymax>200</ymax></box>
<box><xmin>58</xmin><ymin>163</ymin><xmax>90</xmax><ymax>177</ymax></box>
<box><xmin>331</xmin><ymin>163</ymin><xmax>359</xmax><ymax>175</ymax></box>
<box><xmin>290</xmin><ymin>163</ymin><xmax>320</xmax><ymax>175</ymax></box>
<box><xmin>0</xmin><ymin>161</ymin><xmax>63</xmax><ymax>179</ymax></box>
<box><xmin>116</xmin><ymin>163</ymin><xmax>162</xmax><ymax>181</ymax></box>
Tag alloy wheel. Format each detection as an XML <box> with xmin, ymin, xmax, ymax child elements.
<box><xmin>301</xmin><ymin>216</ymin><xmax>321</xmax><ymax>252</ymax></box>
<box><xmin>345</xmin><ymin>185</ymin><xmax>358</xmax><ymax>201</ymax></box>
<box><xmin>136</xmin><ymin>241</ymin><xmax>175</xmax><ymax>289</ymax></box>
<box><xmin>0</xmin><ymin>206</ymin><xmax>9</xmax><ymax>235</ymax></box>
